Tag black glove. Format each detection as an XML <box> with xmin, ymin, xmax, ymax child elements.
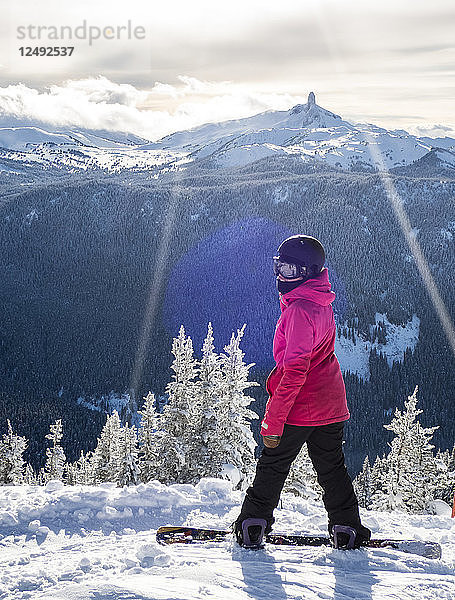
<box><xmin>263</xmin><ymin>435</ymin><xmax>281</xmax><ymax>448</ymax></box>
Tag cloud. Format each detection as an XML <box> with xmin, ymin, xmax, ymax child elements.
<box><xmin>412</xmin><ymin>124</ymin><xmax>455</xmax><ymax>138</ymax></box>
<box><xmin>0</xmin><ymin>76</ymin><xmax>304</xmax><ymax>140</ymax></box>
<box><xmin>176</xmin><ymin>76</ymin><xmax>233</xmax><ymax>95</ymax></box>
<box><xmin>48</xmin><ymin>77</ymin><xmax>148</xmax><ymax>107</ymax></box>
<box><xmin>1</xmin><ymin>0</ymin><xmax>454</xmax><ymax>135</ymax></box>
<box><xmin>145</xmin><ymin>76</ymin><xmax>233</xmax><ymax>99</ymax></box>
<box><xmin>1</xmin><ymin>75</ymin><xmax>453</xmax><ymax>143</ymax></box>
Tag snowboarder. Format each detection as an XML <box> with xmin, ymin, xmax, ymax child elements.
<box><xmin>235</xmin><ymin>235</ymin><xmax>371</xmax><ymax>549</ymax></box>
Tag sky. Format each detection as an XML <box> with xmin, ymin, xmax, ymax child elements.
<box><xmin>0</xmin><ymin>0</ymin><xmax>454</xmax><ymax>141</ymax></box>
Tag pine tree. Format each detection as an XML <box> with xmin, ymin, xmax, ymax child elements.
<box><xmin>448</xmin><ymin>444</ymin><xmax>455</xmax><ymax>507</ymax></box>
<box><xmin>117</xmin><ymin>423</ymin><xmax>140</xmax><ymax>487</ymax></box>
<box><xmin>37</xmin><ymin>468</ymin><xmax>46</xmax><ymax>486</ymax></box>
<box><xmin>371</xmin><ymin>387</ymin><xmax>439</xmax><ymax>513</ymax></box>
<box><xmin>159</xmin><ymin>326</ymin><xmax>199</xmax><ymax>484</ymax></box>
<box><xmin>433</xmin><ymin>447</ymin><xmax>455</xmax><ymax>505</ymax></box>
<box><xmin>353</xmin><ymin>456</ymin><xmax>373</xmax><ymax>509</ymax></box>
<box><xmin>65</xmin><ymin>462</ymin><xmax>78</xmax><ymax>486</ymax></box>
<box><xmin>90</xmin><ymin>411</ymin><xmax>122</xmax><ymax>484</ymax></box>
<box><xmin>193</xmin><ymin>322</ymin><xmax>224</xmax><ymax>479</ymax></box>
<box><xmin>24</xmin><ymin>464</ymin><xmax>37</xmax><ymax>485</ymax></box>
<box><xmin>0</xmin><ymin>420</ymin><xmax>28</xmax><ymax>484</ymax></box>
<box><xmin>215</xmin><ymin>325</ymin><xmax>259</xmax><ymax>489</ymax></box>
<box><xmin>43</xmin><ymin>419</ymin><xmax>66</xmax><ymax>482</ymax></box>
<box><xmin>449</xmin><ymin>444</ymin><xmax>455</xmax><ymax>472</ymax></box>
<box><xmin>284</xmin><ymin>443</ymin><xmax>322</xmax><ymax>500</ymax></box>
<box><xmin>138</xmin><ymin>391</ymin><xmax>165</xmax><ymax>483</ymax></box>
<box><xmin>78</xmin><ymin>451</ymin><xmax>94</xmax><ymax>485</ymax></box>
<box><xmin>370</xmin><ymin>454</ymin><xmax>388</xmax><ymax>499</ymax></box>
<box><xmin>136</xmin><ymin>324</ymin><xmax>259</xmax><ymax>488</ymax></box>
<box><xmin>67</xmin><ymin>451</ymin><xmax>94</xmax><ymax>485</ymax></box>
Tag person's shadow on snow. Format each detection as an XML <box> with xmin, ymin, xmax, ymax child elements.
<box><xmin>231</xmin><ymin>545</ymin><xmax>288</xmax><ymax>600</ymax></box>
<box><xmin>232</xmin><ymin>543</ymin><xmax>377</xmax><ymax>600</ymax></box>
<box><xmin>330</xmin><ymin>548</ymin><xmax>377</xmax><ymax>600</ymax></box>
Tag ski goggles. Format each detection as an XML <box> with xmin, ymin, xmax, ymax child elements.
<box><xmin>273</xmin><ymin>257</ymin><xmax>307</xmax><ymax>279</ymax></box>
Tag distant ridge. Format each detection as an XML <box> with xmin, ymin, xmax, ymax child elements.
<box><xmin>0</xmin><ymin>93</ymin><xmax>454</xmax><ymax>174</ymax></box>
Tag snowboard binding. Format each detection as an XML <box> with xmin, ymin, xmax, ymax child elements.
<box><xmin>331</xmin><ymin>525</ymin><xmax>358</xmax><ymax>550</ymax></box>
<box><xmin>235</xmin><ymin>518</ymin><xmax>267</xmax><ymax>549</ymax></box>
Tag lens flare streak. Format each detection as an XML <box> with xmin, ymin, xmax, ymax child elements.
<box><xmin>129</xmin><ymin>188</ymin><xmax>180</xmax><ymax>395</ymax></box>
<box><xmin>364</xmin><ymin>130</ymin><xmax>455</xmax><ymax>358</ymax></box>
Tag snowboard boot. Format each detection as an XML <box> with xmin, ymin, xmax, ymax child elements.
<box><xmin>330</xmin><ymin>523</ymin><xmax>371</xmax><ymax>549</ymax></box>
<box><xmin>234</xmin><ymin>518</ymin><xmax>269</xmax><ymax>549</ymax></box>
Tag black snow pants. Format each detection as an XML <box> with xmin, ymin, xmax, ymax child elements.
<box><xmin>238</xmin><ymin>422</ymin><xmax>361</xmax><ymax>531</ymax></box>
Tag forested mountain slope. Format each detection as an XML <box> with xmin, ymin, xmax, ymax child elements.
<box><xmin>1</xmin><ymin>155</ymin><xmax>454</xmax><ymax>471</ymax></box>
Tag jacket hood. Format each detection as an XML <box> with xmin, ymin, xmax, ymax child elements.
<box><xmin>279</xmin><ymin>267</ymin><xmax>335</xmax><ymax>308</ymax></box>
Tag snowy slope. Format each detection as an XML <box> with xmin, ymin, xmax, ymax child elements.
<box><xmin>1</xmin><ymin>479</ymin><xmax>454</xmax><ymax>599</ymax></box>
<box><xmin>0</xmin><ymin>126</ymin><xmax>172</xmax><ymax>175</ymax></box>
<box><xmin>420</xmin><ymin>137</ymin><xmax>455</xmax><ymax>152</ymax></box>
<box><xmin>0</xmin><ymin>128</ymin><xmax>79</xmax><ymax>151</ymax></box>
<box><xmin>434</xmin><ymin>148</ymin><xmax>455</xmax><ymax>168</ymax></box>
<box><xmin>335</xmin><ymin>314</ymin><xmax>420</xmax><ymax>381</ymax></box>
<box><xmin>0</xmin><ymin>143</ymin><xmax>186</xmax><ymax>176</ymax></box>
<box><xmin>0</xmin><ymin>126</ymin><xmax>151</xmax><ymax>150</ymax></box>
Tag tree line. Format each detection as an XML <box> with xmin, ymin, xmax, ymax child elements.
<box><xmin>0</xmin><ymin>324</ymin><xmax>259</xmax><ymax>490</ymax></box>
<box><xmin>353</xmin><ymin>387</ymin><xmax>455</xmax><ymax>513</ymax></box>
<box><xmin>1</xmin><ymin>324</ymin><xmax>454</xmax><ymax>515</ymax></box>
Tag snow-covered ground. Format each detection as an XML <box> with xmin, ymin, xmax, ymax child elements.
<box><xmin>1</xmin><ymin>479</ymin><xmax>454</xmax><ymax>599</ymax></box>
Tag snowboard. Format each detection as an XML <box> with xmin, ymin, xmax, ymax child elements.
<box><xmin>156</xmin><ymin>526</ymin><xmax>442</xmax><ymax>559</ymax></box>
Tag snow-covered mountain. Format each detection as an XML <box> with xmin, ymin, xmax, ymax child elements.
<box><xmin>0</xmin><ymin>126</ymin><xmax>151</xmax><ymax>150</ymax></box>
<box><xmin>1</xmin><ymin>93</ymin><xmax>455</xmax><ymax>175</ymax></box>
<box><xmin>0</xmin><ymin>479</ymin><xmax>453</xmax><ymax>599</ymax></box>
<box><xmin>0</xmin><ymin>125</ymin><xmax>169</xmax><ymax>176</ymax></box>
<box><xmin>147</xmin><ymin>91</ymin><xmax>442</xmax><ymax>171</ymax></box>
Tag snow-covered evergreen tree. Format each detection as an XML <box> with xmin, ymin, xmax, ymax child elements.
<box><xmin>43</xmin><ymin>419</ymin><xmax>66</xmax><ymax>483</ymax></box>
<box><xmin>284</xmin><ymin>443</ymin><xmax>322</xmax><ymax>500</ymax></box>
<box><xmin>78</xmin><ymin>451</ymin><xmax>94</xmax><ymax>485</ymax></box>
<box><xmin>433</xmin><ymin>446</ymin><xmax>455</xmax><ymax>505</ymax></box>
<box><xmin>192</xmin><ymin>322</ymin><xmax>225</xmax><ymax>479</ymax></box>
<box><xmin>158</xmin><ymin>326</ymin><xmax>199</xmax><ymax>484</ymax></box>
<box><xmin>215</xmin><ymin>325</ymin><xmax>259</xmax><ymax>489</ymax></box>
<box><xmin>353</xmin><ymin>456</ymin><xmax>374</xmax><ymax>509</ymax></box>
<box><xmin>36</xmin><ymin>469</ymin><xmax>46</xmax><ymax>486</ymax></box>
<box><xmin>24</xmin><ymin>463</ymin><xmax>37</xmax><ymax>485</ymax></box>
<box><xmin>0</xmin><ymin>420</ymin><xmax>28</xmax><ymax>484</ymax></box>
<box><xmin>90</xmin><ymin>411</ymin><xmax>122</xmax><ymax>484</ymax></box>
<box><xmin>67</xmin><ymin>451</ymin><xmax>94</xmax><ymax>485</ymax></box>
<box><xmin>448</xmin><ymin>444</ymin><xmax>455</xmax><ymax>504</ymax></box>
<box><xmin>75</xmin><ymin>411</ymin><xmax>140</xmax><ymax>486</ymax></box>
<box><xmin>65</xmin><ymin>462</ymin><xmax>77</xmax><ymax>486</ymax></box>
<box><xmin>138</xmin><ymin>324</ymin><xmax>259</xmax><ymax>487</ymax></box>
<box><xmin>370</xmin><ymin>387</ymin><xmax>439</xmax><ymax>513</ymax></box>
<box><xmin>117</xmin><ymin>423</ymin><xmax>140</xmax><ymax>487</ymax></box>
<box><xmin>138</xmin><ymin>391</ymin><xmax>165</xmax><ymax>483</ymax></box>
<box><xmin>449</xmin><ymin>444</ymin><xmax>455</xmax><ymax>472</ymax></box>
<box><xmin>370</xmin><ymin>454</ymin><xmax>388</xmax><ymax>500</ymax></box>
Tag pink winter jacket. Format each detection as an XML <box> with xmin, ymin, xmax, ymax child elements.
<box><xmin>261</xmin><ymin>268</ymin><xmax>349</xmax><ymax>436</ymax></box>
